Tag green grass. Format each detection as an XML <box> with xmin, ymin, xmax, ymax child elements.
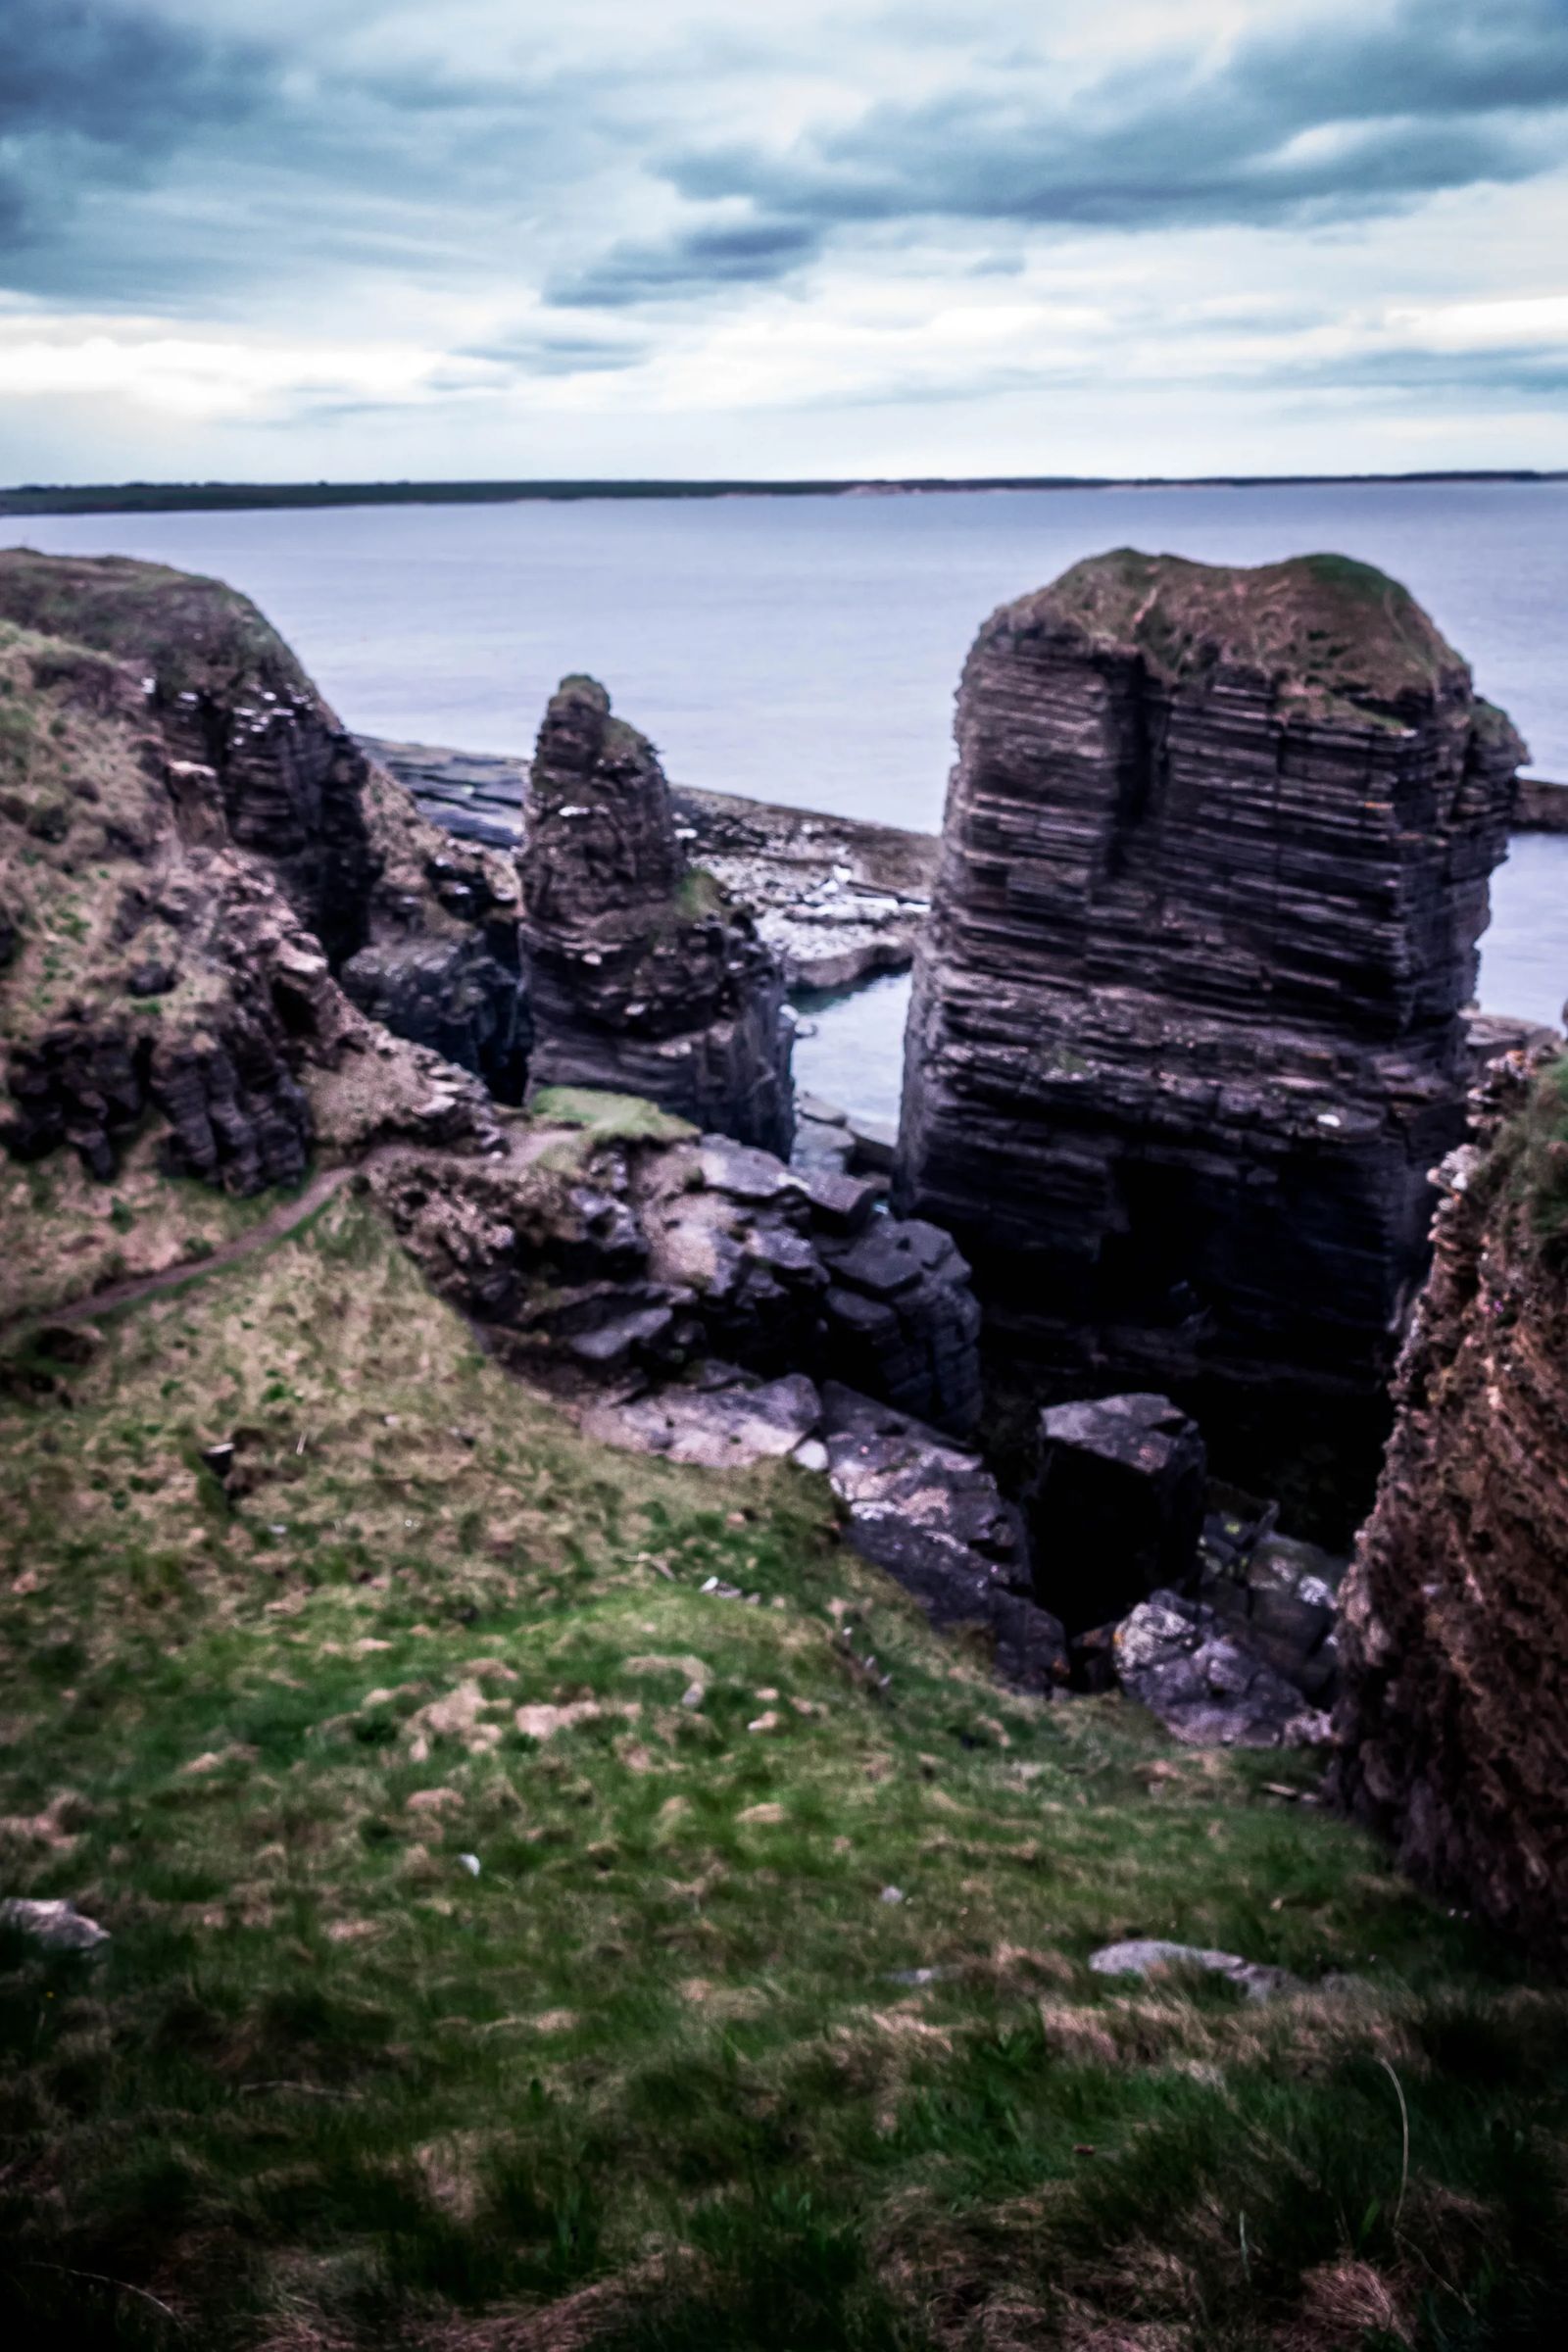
<box><xmin>1</xmin><ymin>1196</ymin><xmax>1565</xmax><ymax>2349</ymax></box>
<box><xmin>1502</xmin><ymin>1054</ymin><xmax>1568</xmax><ymax>1253</ymax></box>
<box><xmin>528</xmin><ymin>1086</ymin><xmax>698</xmax><ymax>1145</ymax></box>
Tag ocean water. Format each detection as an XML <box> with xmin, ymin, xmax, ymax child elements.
<box><xmin>10</xmin><ymin>485</ymin><xmax>1566</xmax><ymax>1091</ymax></box>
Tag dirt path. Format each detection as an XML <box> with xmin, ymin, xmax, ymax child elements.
<box><xmin>3</xmin><ymin>1158</ymin><xmax>368</xmax><ymax>1341</ymax></box>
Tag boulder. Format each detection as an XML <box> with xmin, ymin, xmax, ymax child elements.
<box><xmin>1088</xmin><ymin>1938</ymin><xmax>1301</xmax><ymax>2002</ymax></box>
<box><xmin>820</xmin><ymin>1384</ymin><xmax>1068</xmax><ymax>1692</ymax></box>
<box><xmin>0</xmin><ymin>1896</ymin><xmax>110</xmax><ymax>1953</ymax></box>
<box><xmin>1114</xmin><ymin>1591</ymin><xmax>1332</xmax><ymax>1748</ymax></box>
<box><xmin>1028</xmin><ymin>1393</ymin><xmax>1206</xmax><ymax>1631</ymax></box>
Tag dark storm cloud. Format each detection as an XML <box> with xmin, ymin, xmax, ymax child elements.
<box><xmin>547</xmin><ymin>218</ymin><xmax>819</xmax><ymax>308</ymax></box>
<box><xmin>662</xmin><ymin>0</ymin><xmax>1568</xmax><ymax>257</ymax></box>
<box><xmin>0</xmin><ymin>0</ymin><xmax>275</xmax><ymax>276</ymax></box>
<box><xmin>2</xmin><ymin>0</ymin><xmax>1566</xmax><ymax>337</ymax></box>
<box><xmin>0</xmin><ymin>0</ymin><xmax>266</xmax><ymax>146</ymax></box>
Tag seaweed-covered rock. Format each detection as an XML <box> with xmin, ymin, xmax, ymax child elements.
<box><xmin>898</xmin><ymin>550</ymin><xmax>1523</xmax><ymax>1494</ymax></box>
<box><xmin>521</xmin><ymin>677</ymin><xmax>792</xmax><ymax>1152</ymax></box>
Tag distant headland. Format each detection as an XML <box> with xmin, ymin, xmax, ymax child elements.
<box><xmin>2</xmin><ymin>469</ymin><xmax>1564</xmax><ymax>517</ymax></box>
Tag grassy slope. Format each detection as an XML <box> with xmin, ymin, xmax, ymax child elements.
<box><xmin>1022</xmin><ymin>550</ymin><xmax>1469</xmax><ymax>725</ymax></box>
<box><xmin>1</xmin><ymin>1197</ymin><xmax>1566</xmax><ymax>2351</ymax></box>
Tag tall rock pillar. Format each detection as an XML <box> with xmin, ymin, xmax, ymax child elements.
<box><xmin>521</xmin><ymin>677</ymin><xmax>794</xmax><ymax>1153</ymax></box>
<box><xmin>897</xmin><ymin>550</ymin><xmax>1522</xmax><ymax>1493</ymax></box>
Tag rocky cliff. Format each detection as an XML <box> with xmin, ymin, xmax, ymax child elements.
<box><xmin>898</xmin><ymin>549</ymin><xmax>1522</xmax><ymax>1497</ymax></box>
<box><xmin>521</xmin><ymin>677</ymin><xmax>793</xmax><ymax>1152</ymax></box>
<box><xmin>0</xmin><ymin>554</ymin><xmax>530</xmax><ymax>1105</ymax></box>
<box><xmin>1334</xmin><ymin>1048</ymin><xmax>1568</xmax><ymax>1958</ymax></box>
<box><xmin>0</xmin><ymin>556</ymin><xmax>514</xmax><ymax>1192</ymax></box>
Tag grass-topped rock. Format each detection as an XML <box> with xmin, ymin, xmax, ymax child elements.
<box><xmin>1025</xmin><ymin>547</ymin><xmax>1473</xmax><ymax>726</ymax></box>
<box><xmin>898</xmin><ymin>546</ymin><xmax>1524</xmax><ymax>1522</ymax></box>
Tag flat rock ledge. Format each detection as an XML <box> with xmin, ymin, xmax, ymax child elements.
<box><xmin>580</xmin><ymin>1366</ymin><xmax>1069</xmax><ymax>1694</ymax></box>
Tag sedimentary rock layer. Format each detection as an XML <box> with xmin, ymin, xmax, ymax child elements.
<box><xmin>0</xmin><ymin>558</ymin><xmax>511</xmax><ymax>1192</ymax></box>
<box><xmin>898</xmin><ymin>549</ymin><xmax>1523</xmax><ymax>1447</ymax></box>
<box><xmin>521</xmin><ymin>677</ymin><xmax>793</xmax><ymax>1151</ymax></box>
<box><xmin>0</xmin><ymin>553</ymin><xmax>530</xmax><ymax>1104</ymax></box>
<box><xmin>1334</xmin><ymin>1051</ymin><xmax>1568</xmax><ymax>1960</ymax></box>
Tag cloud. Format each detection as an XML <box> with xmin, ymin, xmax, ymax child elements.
<box><xmin>0</xmin><ymin>1</ymin><xmax>1565</xmax><ymax>476</ymax></box>
<box><xmin>662</xmin><ymin>0</ymin><xmax>1568</xmax><ymax>248</ymax></box>
<box><xmin>549</xmin><ymin>218</ymin><xmax>820</xmax><ymax>307</ymax></box>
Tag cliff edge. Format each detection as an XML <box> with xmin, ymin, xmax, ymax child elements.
<box><xmin>1334</xmin><ymin>1047</ymin><xmax>1568</xmax><ymax>1959</ymax></box>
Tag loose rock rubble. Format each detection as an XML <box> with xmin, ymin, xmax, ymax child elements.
<box><xmin>1114</xmin><ymin>1592</ymin><xmax>1332</xmax><ymax>1748</ymax></box>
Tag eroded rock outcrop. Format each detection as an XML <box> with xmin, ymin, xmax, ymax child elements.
<box><xmin>1334</xmin><ymin>1049</ymin><xmax>1568</xmax><ymax>1958</ymax></box>
<box><xmin>0</xmin><ymin>564</ymin><xmax>508</xmax><ymax>1193</ymax></box>
<box><xmin>0</xmin><ymin>553</ymin><xmax>530</xmax><ymax>1104</ymax></box>
<box><xmin>898</xmin><ymin>550</ymin><xmax>1523</xmax><ymax>1495</ymax></box>
<box><xmin>521</xmin><ymin>677</ymin><xmax>792</xmax><ymax>1152</ymax></box>
<box><xmin>370</xmin><ymin>1113</ymin><xmax>982</xmax><ymax>1437</ymax></box>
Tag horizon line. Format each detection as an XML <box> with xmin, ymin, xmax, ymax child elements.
<box><xmin>3</xmin><ymin>467</ymin><xmax>1566</xmax><ymax>518</ymax></box>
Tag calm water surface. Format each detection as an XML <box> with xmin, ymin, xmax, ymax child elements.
<box><xmin>11</xmin><ymin>486</ymin><xmax>1565</xmax><ymax>1088</ymax></box>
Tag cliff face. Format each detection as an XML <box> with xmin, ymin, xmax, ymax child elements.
<box><xmin>0</xmin><ymin>558</ymin><xmax>512</xmax><ymax>1193</ymax></box>
<box><xmin>898</xmin><ymin>550</ymin><xmax>1522</xmax><ymax>1483</ymax></box>
<box><xmin>521</xmin><ymin>678</ymin><xmax>793</xmax><ymax>1153</ymax></box>
<box><xmin>0</xmin><ymin>554</ymin><xmax>530</xmax><ymax>1103</ymax></box>
<box><xmin>1334</xmin><ymin>1052</ymin><xmax>1568</xmax><ymax>1958</ymax></box>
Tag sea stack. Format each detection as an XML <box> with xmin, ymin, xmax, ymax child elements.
<box><xmin>1334</xmin><ymin>1049</ymin><xmax>1568</xmax><ymax>1961</ymax></box>
<box><xmin>521</xmin><ymin>675</ymin><xmax>794</xmax><ymax>1152</ymax></box>
<box><xmin>897</xmin><ymin>550</ymin><xmax>1523</xmax><ymax>1484</ymax></box>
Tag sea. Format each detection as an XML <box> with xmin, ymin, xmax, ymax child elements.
<box><xmin>10</xmin><ymin>482</ymin><xmax>1566</xmax><ymax>1119</ymax></box>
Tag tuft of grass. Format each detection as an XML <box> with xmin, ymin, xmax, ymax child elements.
<box><xmin>528</xmin><ymin>1086</ymin><xmax>698</xmax><ymax>1145</ymax></box>
<box><xmin>1507</xmin><ymin>1055</ymin><xmax>1568</xmax><ymax>1252</ymax></box>
<box><xmin>0</xmin><ymin>1191</ymin><xmax>1565</xmax><ymax>2348</ymax></box>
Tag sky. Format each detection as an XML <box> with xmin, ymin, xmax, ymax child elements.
<box><xmin>1</xmin><ymin>0</ymin><xmax>1566</xmax><ymax>482</ymax></box>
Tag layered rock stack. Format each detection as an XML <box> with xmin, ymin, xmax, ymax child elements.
<box><xmin>898</xmin><ymin>549</ymin><xmax>1523</xmax><ymax>1484</ymax></box>
<box><xmin>1334</xmin><ymin>1050</ymin><xmax>1568</xmax><ymax>1960</ymax></box>
<box><xmin>521</xmin><ymin>677</ymin><xmax>793</xmax><ymax>1153</ymax></box>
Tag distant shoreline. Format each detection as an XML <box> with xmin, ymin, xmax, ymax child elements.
<box><xmin>2</xmin><ymin>470</ymin><xmax>1565</xmax><ymax>519</ymax></box>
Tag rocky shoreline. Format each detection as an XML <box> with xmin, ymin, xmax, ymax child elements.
<box><xmin>363</xmin><ymin>733</ymin><xmax>937</xmax><ymax>991</ymax></box>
